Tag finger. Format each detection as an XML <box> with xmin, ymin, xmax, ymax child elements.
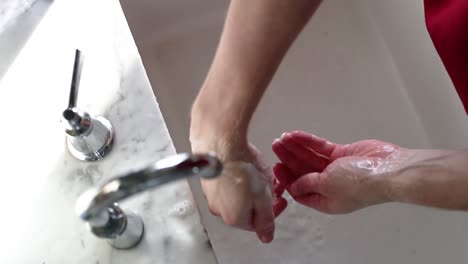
<box><xmin>272</xmin><ymin>139</ymin><xmax>306</xmax><ymax>175</ymax></box>
<box><xmin>287</xmin><ymin>172</ymin><xmax>323</xmax><ymax>197</ymax></box>
<box><xmin>207</xmin><ymin>204</ymin><xmax>221</xmax><ymax>217</ymax></box>
<box><xmin>273</xmin><ymin>197</ymin><xmax>288</xmax><ymax>217</ymax></box>
<box><xmin>220</xmin><ymin>206</ymin><xmax>255</xmax><ymax>232</ymax></box>
<box><xmin>203</xmin><ymin>180</ymin><xmax>221</xmax><ymax>217</ymax></box>
<box><xmin>217</xmin><ymin>176</ymin><xmax>255</xmax><ymax>231</ymax></box>
<box><xmin>273</xmin><ymin>162</ymin><xmax>299</xmax><ymax>187</ymax></box>
<box><xmin>254</xmin><ymin>195</ymin><xmax>275</xmax><ymax>243</ymax></box>
<box><xmin>273</xmin><ymin>176</ymin><xmax>285</xmax><ymax>197</ymax></box>
<box><xmin>249</xmin><ymin>144</ymin><xmax>275</xmax><ymax>191</ymax></box>
<box><xmin>280</xmin><ymin>134</ymin><xmax>329</xmax><ymax>172</ymax></box>
<box><xmin>284</xmin><ymin>131</ymin><xmax>337</xmax><ymax>158</ymax></box>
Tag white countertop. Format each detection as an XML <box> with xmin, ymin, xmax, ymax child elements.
<box><xmin>0</xmin><ymin>0</ymin><xmax>217</xmax><ymax>263</ymax></box>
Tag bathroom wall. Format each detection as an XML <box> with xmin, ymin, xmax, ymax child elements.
<box><xmin>121</xmin><ymin>0</ymin><xmax>468</xmax><ymax>263</ymax></box>
<box><xmin>360</xmin><ymin>0</ymin><xmax>468</xmax><ymax>148</ymax></box>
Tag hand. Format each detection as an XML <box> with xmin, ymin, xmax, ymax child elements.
<box><xmin>192</xmin><ymin>135</ymin><xmax>287</xmax><ymax>243</ymax></box>
<box><xmin>272</xmin><ymin>131</ymin><xmax>400</xmax><ymax>214</ymax></box>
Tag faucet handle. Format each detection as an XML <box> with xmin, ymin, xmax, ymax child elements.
<box><xmin>62</xmin><ymin>49</ymin><xmax>115</xmax><ymax>161</ymax></box>
<box><xmin>68</xmin><ymin>49</ymin><xmax>83</xmax><ymax>109</ymax></box>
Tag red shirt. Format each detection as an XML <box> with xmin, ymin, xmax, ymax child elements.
<box><xmin>424</xmin><ymin>0</ymin><xmax>468</xmax><ymax>113</ymax></box>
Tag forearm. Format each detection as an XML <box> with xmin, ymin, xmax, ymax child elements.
<box><xmin>191</xmin><ymin>0</ymin><xmax>321</xmax><ymax>151</ymax></box>
<box><xmin>385</xmin><ymin>149</ymin><xmax>468</xmax><ymax>210</ymax></box>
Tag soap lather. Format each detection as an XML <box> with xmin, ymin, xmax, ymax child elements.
<box><xmin>62</xmin><ymin>49</ymin><xmax>115</xmax><ymax>161</ymax></box>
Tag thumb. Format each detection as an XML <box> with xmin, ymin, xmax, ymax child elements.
<box><xmin>287</xmin><ymin>172</ymin><xmax>323</xmax><ymax>198</ymax></box>
<box><xmin>273</xmin><ymin>196</ymin><xmax>288</xmax><ymax>217</ymax></box>
<box><xmin>288</xmin><ymin>172</ymin><xmax>329</xmax><ymax>213</ymax></box>
<box><xmin>253</xmin><ymin>191</ymin><xmax>275</xmax><ymax>243</ymax></box>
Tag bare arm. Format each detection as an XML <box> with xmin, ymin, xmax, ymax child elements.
<box><xmin>388</xmin><ymin>149</ymin><xmax>468</xmax><ymax>210</ymax></box>
<box><xmin>190</xmin><ymin>0</ymin><xmax>322</xmax><ymax>243</ymax></box>
<box><xmin>191</xmin><ymin>0</ymin><xmax>321</xmax><ymax>147</ymax></box>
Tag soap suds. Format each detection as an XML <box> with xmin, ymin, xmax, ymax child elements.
<box><xmin>168</xmin><ymin>200</ymin><xmax>195</xmax><ymax>218</ymax></box>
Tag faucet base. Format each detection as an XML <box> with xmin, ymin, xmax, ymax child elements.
<box><xmin>108</xmin><ymin>209</ymin><xmax>144</xmax><ymax>249</ymax></box>
<box><xmin>67</xmin><ymin>116</ymin><xmax>115</xmax><ymax>161</ymax></box>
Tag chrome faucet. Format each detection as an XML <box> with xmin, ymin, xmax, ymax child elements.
<box><xmin>62</xmin><ymin>49</ymin><xmax>115</xmax><ymax>161</ymax></box>
<box><xmin>75</xmin><ymin>153</ymin><xmax>223</xmax><ymax>249</ymax></box>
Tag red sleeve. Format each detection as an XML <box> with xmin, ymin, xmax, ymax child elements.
<box><xmin>424</xmin><ymin>0</ymin><xmax>468</xmax><ymax>113</ymax></box>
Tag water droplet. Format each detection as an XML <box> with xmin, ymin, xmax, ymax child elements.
<box><xmin>168</xmin><ymin>200</ymin><xmax>194</xmax><ymax>218</ymax></box>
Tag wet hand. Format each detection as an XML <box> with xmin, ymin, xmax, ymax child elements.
<box><xmin>272</xmin><ymin>131</ymin><xmax>399</xmax><ymax>214</ymax></box>
<box><xmin>194</xmin><ymin>140</ymin><xmax>287</xmax><ymax>243</ymax></box>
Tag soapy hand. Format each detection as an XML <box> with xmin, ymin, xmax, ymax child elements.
<box><xmin>192</xmin><ymin>137</ymin><xmax>287</xmax><ymax>243</ymax></box>
<box><xmin>272</xmin><ymin>131</ymin><xmax>399</xmax><ymax>214</ymax></box>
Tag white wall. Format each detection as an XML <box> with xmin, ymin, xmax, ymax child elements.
<box><xmin>360</xmin><ymin>0</ymin><xmax>468</xmax><ymax>148</ymax></box>
<box><xmin>121</xmin><ymin>0</ymin><xmax>468</xmax><ymax>263</ymax></box>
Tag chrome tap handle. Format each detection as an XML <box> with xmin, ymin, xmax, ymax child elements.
<box><xmin>68</xmin><ymin>49</ymin><xmax>83</xmax><ymax>109</ymax></box>
<box><xmin>75</xmin><ymin>153</ymin><xmax>223</xmax><ymax>249</ymax></box>
<box><xmin>62</xmin><ymin>49</ymin><xmax>114</xmax><ymax>161</ymax></box>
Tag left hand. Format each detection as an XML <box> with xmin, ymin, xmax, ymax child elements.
<box><xmin>272</xmin><ymin>131</ymin><xmax>400</xmax><ymax>214</ymax></box>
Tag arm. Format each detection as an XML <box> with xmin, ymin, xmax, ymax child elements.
<box><xmin>388</xmin><ymin>149</ymin><xmax>468</xmax><ymax>210</ymax></box>
<box><xmin>190</xmin><ymin>0</ymin><xmax>322</xmax><ymax>243</ymax></box>
<box><xmin>191</xmin><ymin>0</ymin><xmax>321</xmax><ymax>147</ymax></box>
<box><xmin>273</xmin><ymin>131</ymin><xmax>468</xmax><ymax>213</ymax></box>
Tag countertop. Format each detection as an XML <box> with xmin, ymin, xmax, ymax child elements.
<box><xmin>0</xmin><ymin>0</ymin><xmax>217</xmax><ymax>263</ymax></box>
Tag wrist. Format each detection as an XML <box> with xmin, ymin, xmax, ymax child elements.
<box><xmin>378</xmin><ymin>148</ymin><xmax>418</xmax><ymax>204</ymax></box>
<box><xmin>359</xmin><ymin>165</ymin><xmax>394</xmax><ymax>207</ymax></box>
<box><xmin>190</xmin><ymin>98</ymin><xmax>249</xmax><ymax>161</ymax></box>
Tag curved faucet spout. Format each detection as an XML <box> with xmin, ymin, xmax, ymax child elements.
<box><xmin>75</xmin><ymin>153</ymin><xmax>223</xmax><ymax>249</ymax></box>
<box><xmin>77</xmin><ymin>153</ymin><xmax>222</xmax><ymax>223</ymax></box>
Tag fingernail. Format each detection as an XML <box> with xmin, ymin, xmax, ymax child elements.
<box><xmin>260</xmin><ymin>231</ymin><xmax>274</xmax><ymax>243</ymax></box>
<box><xmin>260</xmin><ymin>225</ymin><xmax>274</xmax><ymax>243</ymax></box>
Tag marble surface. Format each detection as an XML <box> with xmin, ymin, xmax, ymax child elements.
<box><xmin>0</xmin><ymin>0</ymin><xmax>217</xmax><ymax>263</ymax></box>
<box><xmin>0</xmin><ymin>0</ymin><xmax>37</xmax><ymax>34</ymax></box>
<box><xmin>0</xmin><ymin>0</ymin><xmax>52</xmax><ymax>79</ymax></box>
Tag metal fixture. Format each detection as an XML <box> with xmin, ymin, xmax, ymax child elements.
<box><xmin>62</xmin><ymin>49</ymin><xmax>115</xmax><ymax>161</ymax></box>
<box><xmin>75</xmin><ymin>153</ymin><xmax>223</xmax><ymax>249</ymax></box>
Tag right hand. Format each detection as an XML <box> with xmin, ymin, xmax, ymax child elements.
<box><xmin>191</xmin><ymin>134</ymin><xmax>287</xmax><ymax>243</ymax></box>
